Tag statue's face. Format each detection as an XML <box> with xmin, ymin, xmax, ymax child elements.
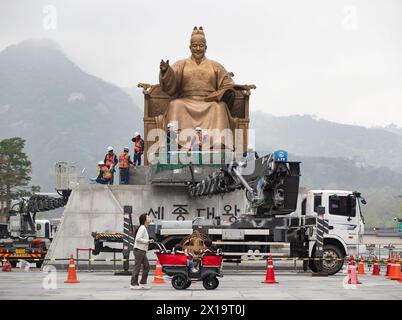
<box><xmin>190</xmin><ymin>38</ymin><xmax>207</xmax><ymax>60</ymax></box>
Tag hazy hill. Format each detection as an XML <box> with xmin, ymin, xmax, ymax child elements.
<box><xmin>250</xmin><ymin>111</ymin><xmax>402</xmax><ymax>173</ymax></box>
<box><xmin>0</xmin><ymin>39</ymin><xmax>142</xmax><ymax>190</ymax></box>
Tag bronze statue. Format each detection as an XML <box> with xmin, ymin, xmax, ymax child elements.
<box><xmin>156</xmin><ymin>26</ymin><xmax>238</xmax><ymax>137</ymax></box>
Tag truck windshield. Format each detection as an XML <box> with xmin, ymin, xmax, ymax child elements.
<box><xmin>329</xmin><ymin>195</ymin><xmax>356</xmax><ymax>217</ymax></box>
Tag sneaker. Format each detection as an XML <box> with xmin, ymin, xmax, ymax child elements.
<box><xmin>139</xmin><ymin>284</ymin><xmax>151</xmax><ymax>289</ymax></box>
<box><xmin>130</xmin><ymin>285</ymin><xmax>141</xmax><ymax>290</ymax></box>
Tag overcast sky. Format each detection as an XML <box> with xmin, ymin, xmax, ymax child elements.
<box><xmin>1</xmin><ymin>0</ymin><xmax>402</xmax><ymax>127</ymax></box>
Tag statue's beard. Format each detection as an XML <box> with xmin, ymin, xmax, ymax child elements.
<box><xmin>192</xmin><ymin>52</ymin><xmax>205</xmax><ymax>63</ymax></box>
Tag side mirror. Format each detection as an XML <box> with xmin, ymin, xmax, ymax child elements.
<box><xmin>315</xmin><ymin>206</ymin><xmax>325</xmax><ymax>215</ymax></box>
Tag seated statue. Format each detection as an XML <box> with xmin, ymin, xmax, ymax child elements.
<box><xmin>157</xmin><ymin>26</ymin><xmax>238</xmax><ymax>139</ymax></box>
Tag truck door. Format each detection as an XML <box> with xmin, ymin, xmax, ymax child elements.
<box><xmin>326</xmin><ymin>194</ymin><xmax>358</xmax><ymax>244</ymax></box>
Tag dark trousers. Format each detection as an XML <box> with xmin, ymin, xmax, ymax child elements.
<box><xmin>119</xmin><ymin>168</ymin><xmax>130</xmax><ymax>185</ymax></box>
<box><xmin>131</xmin><ymin>248</ymin><xmax>150</xmax><ymax>285</ymax></box>
<box><xmin>109</xmin><ymin>169</ymin><xmax>115</xmax><ymax>185</ymax></box>
<box><xmin>134</xmin><ymin>153</ymin><xmax>142</xmax><ymax>166</ymax></box>
<box><xmin>96</xmin><ymin>177</ymin><xmax>108</xmax><ymax>184</ymax></box>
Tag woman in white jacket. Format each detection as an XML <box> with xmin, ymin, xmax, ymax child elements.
<box><xmin>130</xmin><ymin>213</ymin><xmax>154</xmax><ymax>290</ymax></box>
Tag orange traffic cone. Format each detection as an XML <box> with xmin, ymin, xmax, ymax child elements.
<box><xmin>2</xmin><ymin>259</ymin><xmax>12</xmax><ymax>272</ymax></box>
<box><xmin>347</xmin><ymin>256</ymin><xmax>362</xmax><ymax>284</ymax></box>
<box><xmin>385</xmin><ymin>257</ymin><xmax>391</xmax><ymax>277</ymax></box>
<box><xmin>388</xmin><ymin>256</ymin><xmax>396</xmax><ymax>279</ymax></box>
<box><xmin>64</xmin><ymin>254</ymin><xmax>80</xmax><ymax>283</ymax></box>
<box><xmin>372</xmin><ymin>256</ymin><xmax>380</xmax><ymax>276</ymax></box>
<box><xmin>357</xmin><ymin>256</ymin><xmax>366</xmax><ymax>275</ymax></box>
<box><xmin>152</xmin><ymin>259</ymin><xmax>165</xmax><ymax>284</ymax></box>
<box><xmin>390</xmin><ymin>255</ymin><xmax>402</xmax><ymax>281</ymax></box>
<box><xmin>262</xmin><ymin>255</ymin><xmax>278</xmax><ymax>284</ymax></box>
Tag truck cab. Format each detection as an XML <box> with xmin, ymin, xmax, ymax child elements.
<box><xmin>298</xmin><ymin>189</ymin><xmax>366</xmax><ymax>274</ymax></box>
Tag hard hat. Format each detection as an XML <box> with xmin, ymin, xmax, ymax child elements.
<box><xmin>247</xmin><ymin>144</ymin><xmax>254</xmax><ymax>150</ymax></box>
<box><xmin>123</xmin><ymin>146</ymin><xmax>129</xmax><ymax>151</ymax></box>
<box><xmin>98</xmin><ymin>161</ymin><xmax>105</xmax><ymax>166</ymax></box>
<box><xmin>134</xmin><ymin>132</ymin><xmax>140</xmax><ymax>137</ymax></box>
<box><xmin>107</xmin><ymin>146</ymin><xmax>113</xmax><ymax>152</ymax></box>
<box><xmin>167</xmin><ymin>122</ymin><xmax>174</xmax><ymax>128</ymax></box>
<box><xmin>195</xmin><ymin>126</ymin><xmax>202</xmax><ymax>131</ymax></box>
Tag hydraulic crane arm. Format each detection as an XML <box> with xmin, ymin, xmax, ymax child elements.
<box><xmin>188</xmin><ymin>151</ymin><xmax>301</xmax><ymax>216</ymax></box>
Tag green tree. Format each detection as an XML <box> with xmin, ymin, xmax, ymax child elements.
<box><xmin>0</xmin><ymin>137</ymin><xmax>32</xmax><ymax>219</ymax></box>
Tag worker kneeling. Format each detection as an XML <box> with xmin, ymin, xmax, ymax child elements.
<box><xmin>96</xmin><ymin>161</ymin><xmax>112</xmax><ymax>184</ymax></box>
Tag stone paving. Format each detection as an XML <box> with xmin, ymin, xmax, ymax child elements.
<box><xmin>1</xmin><ymin>269</ymin><xmax>402</xmax><ymax>300</ymax></box>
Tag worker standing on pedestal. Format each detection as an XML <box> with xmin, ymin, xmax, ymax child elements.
<box><xmin>132</xmin><ymin>132</ymin><xmax>145</xmax><ymax>166</ymax></box>
<box><xmin>119</xmin><ymin>147</ymin><xmax>134</xmax><ymax>185</ymax></box>
<box><xmin>104</xmin><ymin>146</ymin><xmax>118</xmax><ymax>185</ymax></box>
<box><xmin>167</xmin><ymin>122</ymin><xmax>177</xmax><ymax>164</ymax></box>
<box><xmin>190</xmin><ymin>127</ymin><xmax>208</xmax><ymax>164</ymax></box>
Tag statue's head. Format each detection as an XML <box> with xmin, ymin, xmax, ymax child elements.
<box><xmin>189</xmin><ymin>26</ymin><xmax>207</xmax><ymax>61</ymax></box>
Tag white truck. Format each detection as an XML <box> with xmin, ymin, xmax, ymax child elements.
<box><xmin>146</xmin><ymin>188</ymin><xmax>366</xmax><ymax>275</ymax></box>
<box><xmin>293</xmin><ymin>189</ymin><xmax>366</xmax><ymax>274</ymax></box>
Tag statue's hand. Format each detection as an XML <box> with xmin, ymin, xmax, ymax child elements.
<box><xmin>160</xmin><ymin>59</ymin><xmax>170</xmax><ymax>73</ymax></box>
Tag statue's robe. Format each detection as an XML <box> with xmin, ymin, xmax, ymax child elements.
<box><xmin>156</xmin><ymin>57</ymin><xmax>237</xmax><ymax>137</ymax></box>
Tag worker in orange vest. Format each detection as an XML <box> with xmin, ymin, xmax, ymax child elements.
<box><xmin>96</xmin><ymin>161</ymin><xmax>112</xmax><ymax>184</ymax></box>
<box><xmin>190</xmin><ymin>127</ymin><xmax>208</xmax><ymax>164</ymax></box>
<box><xmin>104</xmin><ymin>146</ymin><xmax>118</xmax><ymax>184</ymax></box>
<box><xmin>131</xmin><ymin>132</ymin><xmax>144</xmax><ymax>166</ymax></box>
<box><xmin>119</xmin><ymin>147</ymin><xmax>134</xmax><ymax>185</ymax></box>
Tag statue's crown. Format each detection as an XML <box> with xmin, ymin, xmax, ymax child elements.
<box><xmin>191</xmin><ymin>26</ymin><xmax>206</xmax><ymax>42</ymax></box>
<box><xmin>191</xmin><ymin>26</ymin><xmax>205</xmax><ymax>37</ymax></box>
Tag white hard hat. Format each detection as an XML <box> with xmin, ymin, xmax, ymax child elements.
<box><xmin>247</xmin><ymin>144</ymin><xmax>254</xmax><ymax>150</ymax></box>
<box><xmin>167</xmin><ymin>123</ymin><xmax>174</xmax><ymax>128</ymax></box>
<box><xmin>195</xmin><ymin>127</ymin><xmax>202</xmax><ymax>131</ymax></box>
<box><xmin>98</xmin><ymin>161</ymin><xmax>105</xmax><ymax>166</ymax></box>
<box><xmin>123</xmin><ymin>146</ymin><xmax>129</xmax><ymax>151</ymax></box>
<box><xmin>107</xmin><ymin>146</ymin><xmax>113</xmax><ymax>152</ymax></box>
<box><xmin>134</xmin><ymin>132</ymin><xmax>140</xmax><ymax>137</ymax></box>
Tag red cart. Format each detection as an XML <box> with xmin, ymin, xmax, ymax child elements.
<box><xmin>155</xmin><ymin>243</ymin><xmax>223</xmax><ymax>290</ymax></box>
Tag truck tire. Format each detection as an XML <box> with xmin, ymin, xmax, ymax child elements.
<box><xmin>322</xmin><ymin>244</ymin><xmax>344</xmax><ymax>275</ymax></box>
<box><xmin>309</xmin><ymin>244</ymin><xmax>344</xmax><ymax>275</ymax></box>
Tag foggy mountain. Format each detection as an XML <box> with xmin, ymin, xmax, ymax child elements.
<box><xmin>250</xmin><ymin>111</ymin><xmax>402</xmax><ymax>173</ymax></box>
<box><xmin>0</xmin><ymin>39</ymin><xmax>142</xmax><ymax>191</ymax></box>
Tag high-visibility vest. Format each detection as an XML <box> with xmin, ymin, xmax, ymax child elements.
<box><xmin>119</xmin><ymin>152</ymin><xmax>129</xmax><ymax>169</ymax></box>
<box><xmin>134</xmin><ymin>138</ymin><xmax>143</xmax><ymax>153</ymax></box>
<box><xmin>98</xmin><ymin>166</ymin><xmax>112</xmax><ymax>180</ymax></box>
<box><xmin>105</xmin><ymin>154</ymin><xmax>115</xmax><ymax>167</ymax></box>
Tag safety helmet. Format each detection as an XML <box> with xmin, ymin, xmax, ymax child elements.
<box><xmin>98</xmin><ymin>161</ymin><xmax>105</xmax><ymax>166</ymax></box>
<box><xmin>247</xmin><ymin>144</ymin><xmax>254</xmax><ymax>151</ymax></box>
<box><xmin>167</xmin><ymin>123</ymin><xmax>174</xmax><ymax>128</ymax></box>
<box><xmin>195</xmin><ymin>126</ymin><xmax>202</xmax><ymax>131</ymax></box>
<box><xmin>134</xmin><ymin>132</ymin><xmax>140</xmax><ymax>137</ymax></box>
<box><xmin>123</xmin><ymin>147</ymin><xmax>129</xmax><ymax>152</ymax></box>
<box><xmin>107</xmin><ymin>146</ymin><xmax>114</xmax><ymax>152</ymax></box>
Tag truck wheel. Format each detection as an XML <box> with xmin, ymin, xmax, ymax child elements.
<box><xmin>202</xmin><ymin>276</ymin><xmax>219</xmax><ymax>290</ymax></box>
<box><xmin>308</xmin><ymin>259</ymin><xmax>318</xmax><ymax>273</ymax></box>
<box><xmin>171</xmin><ymin>274</ymin><xmax>188</xmax><ymax>290</ymax></box>
<box><xmin>322</xmin><ymin>245</ymin><xmax>344</xmax><ymax>275</ymax></box>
